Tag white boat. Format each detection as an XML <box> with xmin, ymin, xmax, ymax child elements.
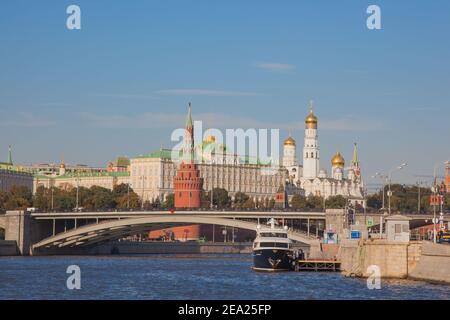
<box><xmin>252</xmin><ymin>218</ymin><xmax>293</xmax><ymax>271</ymax></box>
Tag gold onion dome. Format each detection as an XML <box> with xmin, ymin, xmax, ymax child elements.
<box><xmin>331</xmin><ymin>152</ymin><xmax>345</xmax><ymax>167</ymax></box>
<box><xmin>284</xmin><ymin>136</ymin><xmax>296</xmax><ymax>146</ymax></box>
<box><xmin>305</xmin><ymin>110</ymin><xmax>318</xmax><ymax>129</ymax></box>
<box><xmin>205</xmin><ymin>135</ymin><xmax>216</xmax><ymax>144</ymax></box>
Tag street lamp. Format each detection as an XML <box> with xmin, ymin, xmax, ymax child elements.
<box><xmin>127</xmin><ymin>182</ymin><xmax>130</xmax><ymax>209</ymax></box>
<box><xmin>75</xmin><ymin>174</ymin><xmax>81</xmax><ymax>211</ymax></box>
<box><xmin>140</xmin><ymin>176</ymin><xmax>147</xmax><ymax>210</ymax></box>
<box><xmin>432</xmin><ymin>161</ymin><xmax>446</xmax><ymax>243</ymax></box>
<box><xmin>387</xmin><ymin>163</ymin><xmax>408</xmax><ymax>215</ymax></box>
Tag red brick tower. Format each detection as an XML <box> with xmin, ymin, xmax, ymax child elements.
<box><xmin>174</xmin><ymin>103</ymin><xmax>203</xmax><ymax>208</ymax></box>
<box><xmin>172</xmin><ymin>104</ymin><xmax>203</xmax><ymax>240</ymax></box>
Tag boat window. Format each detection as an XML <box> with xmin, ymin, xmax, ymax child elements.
<box><xmin>259</xmin><ymin>242</ymin><xmax>289</xmax><ymax>248</ymax></box>
<box><xmin>260</xmin><ymin>232</ymin><xmax>288</xmax><ymax>238</ymax></box>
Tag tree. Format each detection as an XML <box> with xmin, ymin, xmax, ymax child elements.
<box><xmin>4</xmin><ymin>186</ymin><xmax>32</xmax><ymax>210</ymax></box>
<box><xmin>116</xmin><ymin>191</ymin><xmax>140</xmax><ymax>209</ymax></box>
<box><xmin>83</xmin><ymin>186</ymin><xmax>115</xmax><ymax>210</ymax></box>
<box><xmin>233</xmin><ymin>192</ymin><xmax>249</xmax><ymax>209</ymax></box>
<box><xmin>210</xmin><ymin>188</ymin><xmax>231</xmax><ymax>209</ymax></box>
<box><xmin>152</xmin><ymin>197</ymin><xmax>162</xmax><ymax>209</ymax></box>
<box><xmin>242</xmin><ymin>197</ymin><xmax>255</xmax><ymax>209</ymax></box>
<box><xmin>200</xmin><ymin>190</ymin><xmax>211</xmax><ymax>208</ymax></box>
<box><xmin>325</xmin><ymin>195</ymin><xmax>347</xmax><ymax>209</ymax></box>
<box><xmin>33</xmin><ymin>186</ymin><xmax>50</xmax><ymax>210</ymax></box>
<box><xmin>367</xmin><ymin>193</ymin><xmax>382</xmax><ymax>210</ymax></box>
<box><xmin>290</xmin><ymin>194</ymin><xmax>307</xmax><ymax>209</ymax></box>
<box><xmin>306</xmin><ymin>195</ymin><xmax>324</xmax><ymax>209</ymax></box>
<box><xmin>112</xmin><ymin>183</ymin><xmax>130</xmax><ymax>198</ymax></box>
<box><xmin>0</xmin><ymin>191</ymin><xmax>9</xmax><ymax>211</ymax></box>
<box><xmin>163</xmin><ymin>193</ymin><xmax>174</xmax><ymax>209</ymax></box>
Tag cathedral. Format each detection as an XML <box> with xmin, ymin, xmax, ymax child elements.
<box><xmin>282</xmin><ymin>103</ymin><xmax>365</xmax><ymax>205</ymax></box>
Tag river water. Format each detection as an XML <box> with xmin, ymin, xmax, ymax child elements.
<box><xmin>0</xmin><ymin>254</ymin><xmax>448</xmax><ymax>300</ymax></box>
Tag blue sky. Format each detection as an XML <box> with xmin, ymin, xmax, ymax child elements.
<box><xmin>0</xmin><ymin>0</ymin><xmax>449</xmax><ymax>188</ymax></box>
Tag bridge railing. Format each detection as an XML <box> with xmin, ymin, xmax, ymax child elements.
<box><xmin>27</xmin><ymin>207</ymin><xmax>328</xmax><ymax>214</ymax></box>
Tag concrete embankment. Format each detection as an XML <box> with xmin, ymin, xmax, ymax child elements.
<box><xmin>339</xmin><ymin>239</ymin><xmax>450</xmax><ymax>284</ymax></box>
<box><xmin>33</xmin><ymin>241</ymin><xmax>256</xmax><ymax>256</ymax></box>
<box><xmin>409</xmin><ymin>242</ymin><xmax>450</xmax><ymax>284</ymax></box>
<box><xmin>0</xmin><ymin>240</ymin><xmax>18</xmax><ymax>256</ymax></box>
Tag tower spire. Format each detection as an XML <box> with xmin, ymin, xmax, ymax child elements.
<box><xmin>352</xmin><ymin>143</ymin><xmax>359</xmax><ymax>167</ymax></box>
<box><xmin>183</xmin><ymin>102</ymin><xmax>195</xmax><ymax>163</ymax></box>
<box><xmin>309</xmin><ymin>100</ymin><xmax>314</xmax><ymax>113</ymax></box>
<box><xmin>186</xmin><ymin>102</ymin><xmax>193</xmax><ymax>129</ymax></box>
<box><xmin>7</xmin><ymin>145</ymin><xmax>12</xmax><ymax>165</ymax></box>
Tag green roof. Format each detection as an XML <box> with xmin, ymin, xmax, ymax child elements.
<box><xmin>0</xmin><ymin>163</ymin><xmax>33</xmax><ymax>175</ymax></box>
<box><xmin>135</xmin><ymin>149</ymin><xmax>176</xmax><ymax>160</ymax></box>
<box><xmin>34</xmin><ymin>171</ymin><xmax>130</xmax><ymax>179</ymax></box>
<box><xmin>112</xmin><ymin>157</ymin><xmax>130</xmax><ymax>167</ymax></box>
<box><xmin>134</xmin><ymin>148</ymin><xmax>272</xmax><ymax>166</ymax></box>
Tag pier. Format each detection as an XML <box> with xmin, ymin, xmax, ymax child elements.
<box><xmin>293</xmin><ymin>259</ymin><xmax>341</xmax><ymax>272</ymax></box>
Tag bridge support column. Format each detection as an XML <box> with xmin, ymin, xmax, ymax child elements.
<box><xmin>325</xmin><ymin>209</ymin><xmax>346</xmax><ymax>240</ymax></box>
<box><xmin>307</xmin><ymin>219</ymin><xmax>310</xmax><ymax>237</ymax></box>
<box><xmin>4</xmin><ymin>211</ymin><xmax>33</xmax><ymax>255</ymax></box>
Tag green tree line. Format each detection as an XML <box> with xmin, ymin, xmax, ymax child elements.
<box><xmin>2</xmin><ymin>183</ymin><xmax>447</xmax><ymax>213</ymax></box>
<box><xmin>366</xmin><ymin>184</ymin><xmax>450</xmax><ymax>213</ymax></box>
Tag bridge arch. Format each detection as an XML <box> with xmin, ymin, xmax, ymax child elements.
<box><xmin>32</xmin><ymin>215</ymin><xmax>317</xmax><ymax>251</ymax></box>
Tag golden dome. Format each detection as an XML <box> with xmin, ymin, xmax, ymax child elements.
<box><xmin>305</xmin><ymin>110</ymin><xmax>318</xmax><ymax>129</ymax></box>
<box><xmin>204</xmin><ymin>135</ymin><xmax>216</xmax><ymax>144</ymax></box>
<box><xmin>331</xmin><ymin>152</ymin><xmax>345</xmax><ymax>167</ymax></box>
<box><xmin>284</xmin><ymin>136</ymin><xmax>296</xmax><ymax>146</ymax></box>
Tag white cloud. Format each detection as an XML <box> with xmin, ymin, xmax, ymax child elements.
<box><xmin>0</xmin><ymin>112</ymin><xmax>56</xmax><ymax>127</ymax></box>
<box><xmin>96</xmin><ymin>93</ymin><xmax>160</xmax><ymax>100</ymax></box>
<box><xmin>156</xmin><ymin>89</ymin><xmax>260</xmax><ymax>97</ymax></box>
<box><xmin>80</xmin><ymin>112</ymin><xmax>185</xmax><ymax>129</ymax></box>
<box><xmin>80</xmin><ymin>111</ymin><xmax>382</xmax><ymax>132</ymax></box>
<box><xmin>254</xmin><ymin>62</ymin><xmax>296</xmax><ymax>73</ymax></box>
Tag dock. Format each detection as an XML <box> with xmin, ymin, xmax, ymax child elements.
<box><xmin>293</xmin><ymin>259</ymin><xmax>341</xmax><ymax>272</ymax></box>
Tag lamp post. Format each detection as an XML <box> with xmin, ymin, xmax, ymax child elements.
<box><xmin>387</xmin><ymin>163</ymin><xmax>408</xmax><ymax>215</ymax></box>
<box><xmin>432</xmin><ymin>161</ymin><xmax>446</xmax><ymax>243</ymax></box>
<box><xmin>416</xmin><ymin>181</ymin><xmax>426</xmax><ymax>214</ymax></box>
<box><xmin>140</xmin><ymin>176</ymin><xmax>147</xmax><ymax>210</ymax></box>
<box><xmin>75</xmin><ymin>175</ymin><xmax>81</xmax><ymax>211</ymax></box>
<box><xmin>127</xmin><ymin>182</ymin><xmax>130</xmax><ymax>209</ymax></box>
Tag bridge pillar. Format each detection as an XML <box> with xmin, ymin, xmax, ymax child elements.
<box><xmin>325</xmin><ymin>209</ymin><xmax>346</xmax><ymax>239</ymax></box>
<box><xmin>4</xmin><ymin>211</ymin><xmax>51</xmax><ymax>256</ymax></box>
<box><xmin>4</xmin><ymin>211</ymin><xmax>33</xmax><ymax>255</ymax></box>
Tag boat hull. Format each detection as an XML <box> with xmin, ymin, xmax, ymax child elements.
<box><xmin>252</xmin><ymin>248</ymin><xmax>292</xmax><ymax>271</ymax></box>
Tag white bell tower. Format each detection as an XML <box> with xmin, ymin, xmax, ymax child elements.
<box><xmin>302</xmin><ymin>101</ymin><xmax>320</xmax><ymax>179</ymax></box>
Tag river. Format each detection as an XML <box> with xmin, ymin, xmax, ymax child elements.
<box><xmin>0</xmin><ymin>254</ymin><xmax>448</xmax><ymax>300</ymax></box>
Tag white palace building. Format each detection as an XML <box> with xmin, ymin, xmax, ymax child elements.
<box><xmin>28</xmin><ymin>103</ymin><xmax>365</xmax><ymax>206</ymax></box>
<box><xmin>282</xmin><ymin>104</ymin><xmax>365</xmax><ymax>204</ymax></box>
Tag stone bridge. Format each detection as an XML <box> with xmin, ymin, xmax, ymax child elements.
<box><xmin>1</xmin><ymin>209</ymin><xmax>448</xmax><ymax>255</ymax></box>
<box><xmin>32</xmin><ymin>215</ymin><xmax>318</xmax><ymax>252</ymax></box>
<box><xmin>1</xmin><ymin>210</ymin><xmax>324</xmax><ymax>255</ymax></box>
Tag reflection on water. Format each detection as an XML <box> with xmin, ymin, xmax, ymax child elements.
<box><xmin>0</xmin><ymin>254</ymin><xmax>448</xmax><ymax>300</ymax></box>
